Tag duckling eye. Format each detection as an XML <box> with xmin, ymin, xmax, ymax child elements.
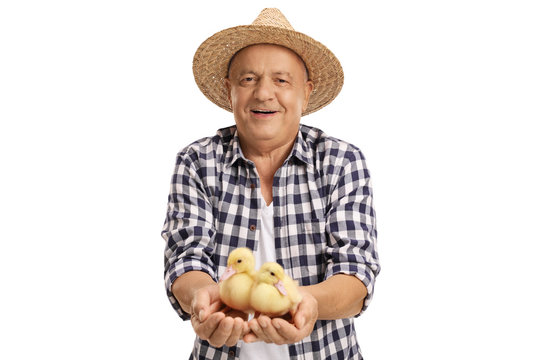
<box><xmin>237</xmin><ymin>259</ymin><xmax>242</xmax><ymax>263</ymax></box>
<box><xmin>270</xmin><ymin>272</ymin><xmax>275</xmax><ymax>276</ymax></box>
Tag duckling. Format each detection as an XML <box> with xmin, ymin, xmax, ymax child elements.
<box><xmin>249</xmin><ymin>262</ymin><xmax>302</xmax><ymax>317</ymax></box>
<box><xmin>218</xmin><ymin>247</ymin><xmax>256</xmax><ymax>313</ymax></box>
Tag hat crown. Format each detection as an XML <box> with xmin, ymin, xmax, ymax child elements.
<box><xmin>251</xmin><ymin>8</ymin><xmax>294</xmax><ymax>30</ymax></box>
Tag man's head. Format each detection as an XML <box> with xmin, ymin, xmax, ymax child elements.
<box><xmin>192</xmin><ymin>8</ymin><xmax>343</xmax><ymax>116</ymax></box>
<box><xmin>225</xmin><ymin>44</ymin><xmax>314</xmax><ymax>147</ymax></box>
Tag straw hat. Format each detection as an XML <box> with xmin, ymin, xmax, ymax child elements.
<box><xmin>192</xmin><ymin>8</ymin><xmax>344</xmax><ymax>116</ymax></box>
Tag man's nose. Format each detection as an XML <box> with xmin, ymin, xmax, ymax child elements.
<box><xmin>253</xmin><ymin>76</ymin><xmax>274</xmax><ymax>101</ymax></box>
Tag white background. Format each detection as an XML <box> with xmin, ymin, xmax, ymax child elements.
<box><xmin>1</xmin><ymin>1</ymin><xmax>539</xmax><ymax>359</ymax></box>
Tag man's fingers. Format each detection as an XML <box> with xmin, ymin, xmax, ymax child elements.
<box><xmin>191</xmin><ymin>291</ymin><xmax>210</xmax><ymax>320</ymax></box>
<box><xmin>193</xmin><ymin>312</ymin><xmax>224</xmax><ymax>334</ymax></box>
<box><xmin>193</xmin><ymin>310</ymin><xmax>247</xmax><ymax>348</ymax></box>
<box><xmin>243</xmin><ymin>332</ymin><xmax>260</xmax><ymax>343</ymax></box>
<box><xmin>208</xmin><ymin>316</ymin><xmax>234</xmax><ymax>347</ymax></box>
<box><xmin>242</xmin><ymin>320</ymin><xmax>250</xmax><ymax>336</ymax></box>
<box><xmin>294</xmin><ymin>292</ymin><xmax>317</xmax><ymax>330</ymax></box>
<box><xmin>257</xmin><ymin>316</ymin><xmax>287</xmax><ymax>345</ymax></box>
<box><xmin>293</xmin><ymin>309</ymin><xmax>307</xmax><ymax>329</ymax></box>
<box><xmin>224</xmin><ymin>317</ymin><xmax>245</xmax><ymax>347</ymax></box>
<box><xmin>192</xmin><ymin>284</ymin><xmax>223</xmax><ymax>322</ymax></box>
<box><xmin>248</xmin><ymin>318</ymin><xmax>270</xmax><ymax>343</ymax></box>
<box><xmin>273</xmin><ymin>317</ymin><xmax>307</xmax><ymax>343</ymax></box>
<box><xmin>207</xmin><ymin>300</ymin><xmax>224</xmax><ymax>316</ymax></box>
<box><xmin>193</xmin><ymin>312</ymin><xmax>225</xmax><ymax>340</ymax></box>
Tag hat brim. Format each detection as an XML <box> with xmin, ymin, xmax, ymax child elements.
<box><xmin>193</xmin><ymin>25</ymin><xmax>344</xmax><ymax>116</ymax></box>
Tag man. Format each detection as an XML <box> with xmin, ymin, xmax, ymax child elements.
<box><xmin>162</xmin><ymin>8</ymin><xmax>380</xmax><ymax>359</ymax></box>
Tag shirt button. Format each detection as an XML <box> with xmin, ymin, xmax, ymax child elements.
<box><xmin>228</xmin><ymin>350</ymin><xmax>235</xmax><ymax>357</ymax></box>
<box><xmin>249</xmin><ymin>224</ymin><xmax>256</xmax><ymax>231</ymax></box>
<box><xmin>250</xmin><ymin>183</ymin><xmax>255</xmax><ymax>189</ymax></box>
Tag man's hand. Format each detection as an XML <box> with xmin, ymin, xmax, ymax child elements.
<box><xmin>243</xmin><ymin>289</ymin><xmax>318</xmax><ymax>345</ymax></box>
<box><xmin>173</xmin><ymin>272</ymin><xmax>249</xmax><ymax>348</ymax></box>
<box><xmin>190</xmin><ymin>283</ymin><xmax>249</xmax><ymax>347</ymax></box>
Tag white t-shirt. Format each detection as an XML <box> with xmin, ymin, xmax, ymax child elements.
<box><xmin>239</xmin><ymin>199</ymin><xmax>290</xmax><ymax>359</ymax></box>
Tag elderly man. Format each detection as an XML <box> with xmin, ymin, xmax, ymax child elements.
<box><xmin>162</xmin><ymin>8</ymin><xmax>380</xmax><ymax>360</ymax></box>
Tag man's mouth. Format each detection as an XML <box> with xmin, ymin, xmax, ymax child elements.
<box><xmin>251</xmin><ymin>109</ymin><xmax>277</xmax><ymax>115</ymax></box>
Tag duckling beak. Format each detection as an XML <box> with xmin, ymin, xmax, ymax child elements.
<box><xmin>220</xmin><ymin>266</ymin><xmax>236</xmax><ymax>282</ymax></box>
<box><xmin>275</xmin><ymin>280</ymin><xmax>287</xmax><ymax>296</ymax></box>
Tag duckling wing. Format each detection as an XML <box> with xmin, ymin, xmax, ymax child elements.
<box><xmin>250</xmin><ymin>283</ymin><xmax>290</xmax><ymax>317</ymax></box>
<box><xmin>219</xmin><ymin>273</ymin><xmax>254</xmax><ymax>312</ymax></box>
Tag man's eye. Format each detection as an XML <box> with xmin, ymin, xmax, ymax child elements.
<box><xmin>243</xmin><ymin>77</ymin><xmax>254</xmax><ymax>82</ymax></box>
<box><xmin>277</xmin><ymin>79</ymin><xmax>287</xmax><ymax>83</ymax></box>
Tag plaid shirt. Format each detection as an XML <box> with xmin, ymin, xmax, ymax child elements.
<box><xmin>162</xmin><ymin>124</ymin><xmax>380</xmax><ymax>360</ymax></box>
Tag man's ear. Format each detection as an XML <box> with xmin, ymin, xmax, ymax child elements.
<box><xmin>224</xmin><ymin>78</ymin><xmax>232</xmax><ymax>106</ymax></box>
<box><xmin>302</xmin><ymin>80</ymin><xmax>314</xmax><ymax>112</ymax></box>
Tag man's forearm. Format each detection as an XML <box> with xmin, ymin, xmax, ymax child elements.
<box><xmin>302</xmin><ymin>274</ymin><xmax>367</xmax><ymax>320</ymax></box>
<box><xmin>172</xmin><ymin>271</ymin><xmax>216</xmax><ymax>315</ymax></box>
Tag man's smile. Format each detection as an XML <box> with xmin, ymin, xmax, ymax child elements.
<box><xmin>250</xmin><ymin>109</ymin><xmax>278</xmax><ymax>118</ymax></box>
<box><xmin>251</xmin><ymin>109</ymin><xmax>277</xmax><ymax>114</ymax></box>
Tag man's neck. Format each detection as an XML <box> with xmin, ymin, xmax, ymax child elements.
<box><xmin>239</xmin><ymin>135</ymin><xmax>296</xmax><ymax>171</ymax></box>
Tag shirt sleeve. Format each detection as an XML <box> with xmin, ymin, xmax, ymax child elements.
<box><xmin>161</xmin><ymin>150</ymin><xmax>218</xmax><ymax>320</ymax></box>
<box><xmin>324</xmin><ymin>148</ymin><xmax>380</xmax><ymax>315</ymax></box>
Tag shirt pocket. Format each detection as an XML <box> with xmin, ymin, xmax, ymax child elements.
<box><xmin>295</xmin><ymin>218</ymin><xmax>327</xmax><ymax>284</ymax></box>
<box><xmin>301</xmin><ymin>219</ymin><xmax>326</xmax><ymax>243</ymax></box>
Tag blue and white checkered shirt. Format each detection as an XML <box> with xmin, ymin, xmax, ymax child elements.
<box><xmin>162</xmin><ymin>124</ymin><xmax>380</xmax><ymax>359</ymax></box>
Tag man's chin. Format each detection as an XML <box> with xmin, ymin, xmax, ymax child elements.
<box><xmin>243</xmin><ymin>124</ymin><xmax>280</xmax><ymax>140</ymax></box>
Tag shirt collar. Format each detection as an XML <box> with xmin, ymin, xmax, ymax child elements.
<box><xmin>224</xmin><ymin>126</ymin><xmax>313</xmax><ymax>168</ymax></box>
<box><xmin>224</xmin><ymin>128</ymin><xmax>245</xmax><ymax>168</ymax></box>
<box><xmin>286</xmin><ymin>127</ymin><xmax>312</xmax><ymax>166</ymax></box>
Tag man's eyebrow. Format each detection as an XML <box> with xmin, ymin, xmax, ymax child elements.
<box><xmin>273</xmin><ymin>71</ymin><xmax>293</xmax><ymax>77</ymax></box>
<box><xmin>237</xmin><ymin>70</ymin><xmax>256</xmax><ymax>76</ymax></box>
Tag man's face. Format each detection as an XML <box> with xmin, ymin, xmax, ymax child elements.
<box><xmin>225</xmin><ymin>44</ymin><xmax>313</xmax><ymax>147</ymax></box>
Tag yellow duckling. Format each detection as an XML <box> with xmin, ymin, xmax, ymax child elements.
<box><xmin>250</xmin><ymin>262</ymin><xmax>302</xmax><ymax>317</ymax></box>
<box><xmin>218</xmin><ymin>247</ymin><xmax>256</xmax><ymax>313</ymax></box>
